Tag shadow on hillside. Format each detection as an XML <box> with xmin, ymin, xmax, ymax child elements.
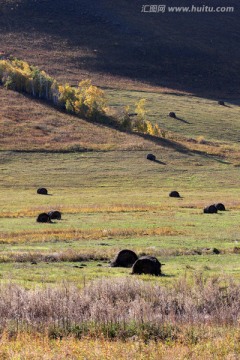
<box><xmin>1</xmin><ymin>88</ymin><xmax>232</xmax><ymax>164</ymax></box>
<box><xmin>0</xmin><ymin>0</ymin><xmax>240</xmax><ymax>99</ymax></box>
<box><xmin>134</xmin><ymin>132</ymin><xmax>232</xmax><ymax>164</ymax></box>
<box><xmin>135</xmin><ymin>133</ymin><xmax>192</xmax><ymax>155</ymax></box>
<box><xmin>154</xmin><ymin>159</ymin><xmax>167</xmax><ymax>165</ymax></box>
<box><xmin>174</xmin><ymin>117</ymin><xmax>191</xmax><ymax>124</ymax></box>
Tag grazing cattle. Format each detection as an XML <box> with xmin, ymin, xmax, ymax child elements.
<box><xmin>169</xmin><ymin>112</ymin><xmax>176</xmax><ymax>118</ymax></box>
<box><xmin>37</xmin><ymin>188</ymin><xmax>48</xmax><ymax>195</ymax></box>
<box><xmin>48</xmin><ymin>211</ymin><xmax>62</xmax><ymax>220</ymax></box>
<box><xmin>203</xmin><ymin>205</ymin><xmax>218</xmax><ymax>214</ymax></box>
<box><xmin>215</xmin><ymin>203</ymin><xmax>226</xmax><ymax>211</ymax></box>
<box><xmin>110</xmin><ymin>249</ymin><xmax>138</xmax><ymax>268</ymax></box>
<box><xmin>169</xmin><ymin>191</ymin><xmax>180</xmax><ymax>198</ymax></box>
<box><xmin>36</xmin><ymin>213</ymin><xmax>51</xmax><ymax>223</ymax></box>
<box><xmin>132</xmin><ymin>256</ymin><xmax>162</xmax><ymax>276</ymax></box>
<box><xmin>147</xmin><ymin>153</ymin><xmax>156</xmax><ymax>161</ymax></box>
<box><xmin>218</xmin><ymin>100</ymin><xmax>225</xmax><ymax>106</ymax></box>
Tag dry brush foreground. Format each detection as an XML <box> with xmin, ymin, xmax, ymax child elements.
<box><xmin>0</xmin><ymin>277</ymin><xmax>238</xmax><ymax>335</ymax></box>
<box><xmin>0</xmin><ymin>277</ymin><xmax>239</xmax><ymax>359</ymax></box>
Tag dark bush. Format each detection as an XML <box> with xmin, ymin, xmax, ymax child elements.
<box><xmin>110</xmin><ymin>249</ymin><xmax>138</xmax><ymax>268</ymax></box>
<box><xmin>48</xmin><ymin>211</ymin><xmax>62</xmax><ymax>220</ymax></box>
<box><xmin>203</xmin><ymin>205</ymin><xmax>218</xmax><ymax>214</ymax></box>
<box><xmin>36</xmin><ymin>213</ymin><xmax>51</xmax><ymax>223</ymax></box>
<box><xmin>215</xmin><ymin>203</ymin><xmax>226</xmax><ymax>211</ymax></box>
<box><xmin>132</xmin><ymin>256</ymin><xmax>162</xmax><ymax>276</ymax></box>
<box><xmin>169</xmin><ymin>112</ymin><xmax>176</xmax><ymax>118</ymax></box>
<box><xmin>169</xmin><ymin>191</ymin><xmax>180</xmax><ymax>198</ymax></box>
<box><xmin>147</xmin><ymin>154</ymin><xmax>156</xmax><ymax>161</ymax></box>
<box><xmin>37</xmin><ymin>188</ymin><xmax>48</xmax><ymax>195</ymax></box>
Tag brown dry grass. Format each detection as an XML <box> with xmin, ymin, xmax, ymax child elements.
<box><xmin>0</xmin><ymin>204</ymin><xmax>169</xmax><ymax>218</ymax></box>
<box><xmin>0</xmin><ymin>330</ymin><xmax>239</xmax><ymax>360</ymax></box>
<box><xmin>0</xmin><ymin>226</ymin><xmax>183</xmax><ymax>244</ymax></box>
<box><xmin>1</xmin><ymin>85</ymin><xmax>239</xmax><ymax>161</ymax></box>
<box><xmin>168</xmin><ymin>133</ymin><xmax>240</xmax><ymax>163</ymax></box>
<box><xmin>0</xmin><ymin>87</ymin><xmax>155</xmax><ymax>151</ymax></box>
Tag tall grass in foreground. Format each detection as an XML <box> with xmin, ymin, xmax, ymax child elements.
<box><xmin>0</xmin><ymin>276</ymin><xmax>238</xmax><ymax>340</ymax></box>
<box><xmin>0</xmin><ymin>330</ymin><xmax>239</xmax><ymax>360</ymax></box>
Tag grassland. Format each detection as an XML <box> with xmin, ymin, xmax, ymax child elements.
<box><xmin>0</xmin><ymin>150</ymin><xmax>239</xmax><ymax>287</ymax></box>
<box><xmin>106</xmin><ymin>88</ymin><xmax>240</xmax><ymax>143</ymax></box>
<box><xmin>0</xmin><ymin>71</ymin><xmax>239</xmax><ymax>358</ymax></box>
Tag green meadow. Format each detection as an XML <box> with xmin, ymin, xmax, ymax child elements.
<box><xmin>0</xmin><ymin>150</ymin><xmax>239</xmax><ymax>287</ymax></box>
<box><xmin>106</xmin><ymin>89</ymin><xmax>240</xmax><ymax>143</ymax></box>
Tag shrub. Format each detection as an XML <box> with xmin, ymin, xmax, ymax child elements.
<box><xmin>0</xmin><ymin>276</ymin><xmax>238</xmax><ymax>339</ymax></box>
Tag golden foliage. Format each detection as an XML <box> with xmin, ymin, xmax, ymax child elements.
<box><xmin>0</xmin><ymin>58</ymin><xmax>167</xmax><ymax>137</ymax></box>
<box><xmin>119</xmin><ymin>98</ymin><xmax>165</xmax><ymax>137</ymax></box>
<box><xmin>0</xmin><ymin>58</ymin><xmax>106</xmax><ymax>121</ymax></box>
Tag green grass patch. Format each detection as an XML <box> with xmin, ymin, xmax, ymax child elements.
<box><xmin>0</xmin><ymin>151</ymin><xmax>239</xmax><ymax>286</ymax></box>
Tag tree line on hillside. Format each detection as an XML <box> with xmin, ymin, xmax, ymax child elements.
<box><xmin>0</xmin><ymin>57</ymin><xmax>163</xmax><ymax>136</ymax></box>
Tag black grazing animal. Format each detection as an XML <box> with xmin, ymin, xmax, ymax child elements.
<box><xmin>169</xmin><ymin>112</ymin><xmax>176</xmax><ymax>118</ymax></box>
<box><xmin>36</xmin><ymin>213</ymin><xmax>51</xmax><ymax>223</ymax></box>
<box><xmin>110</xmin><ymin>249</ymin><xmax>138</xmax><ymax>268</ymax></box>
<box><xmin>218</xmin><ymin>100</ymin><xmax>225</xmax><ymax>106</ymax></box>
<box><xmin>37</xmin><ymin>188</ymin><xmax>48</xmax><ymax>195</ymax></box>
<box><xmin>48</xmin><ymin>211</ymin><xmax>62</xmax><ymax>220</ymax></box>
<box><xmin>169</xmin><ymin>191</ymin><xmax>180</xmax><ymax>198</ymax></box>
<box><xmin>132</xmin><ymin>256</ymin><xmax>162</xmax><ymax>276</ymax></box>
<box><xmin>147</xmin><ymin>153</ymin><xmax>156</xmax><ymax>161</ymax></box>
<box><xmin>203</xmin><ymin>205</ymin><xmax>218</xmax><ymax>214</ymax></box>
<box><xmin>215</xmin><ymin>203</ymin><xmax>226</xmax><ymax>211</ymax></box>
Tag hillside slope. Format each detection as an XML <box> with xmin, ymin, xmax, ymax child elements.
<box><xmin>0</xmin><ymin>0</ymin><xmax>239</xmax><ymax>96</ymax></box>
<box><xmin>0</xmin><ymin>87</ymin><xmax>155</xmax><ymax>151</ymax></box>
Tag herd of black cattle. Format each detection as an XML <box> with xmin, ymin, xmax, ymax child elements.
<box><xmin>35</xmin><ymin>153</ymin><xmax>226</xmax><ymax>276</ymax></box>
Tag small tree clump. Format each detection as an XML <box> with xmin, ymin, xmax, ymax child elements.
<box><xmin>121</xmin><ymin>106</ymin><xmax>132</xmax><ymax>131</ymax></box>
<box><xmin>0</xmin><ymin>58</ymin><xmax>106</xmax><ymax>121</ymax></box>
<box><xmin>131</xmin><ymin>99</ymin><xmax>165</xmax><ymax>137</ymax></box>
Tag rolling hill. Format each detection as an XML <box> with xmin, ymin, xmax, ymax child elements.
<box><xmin>0</xmin><ymin>0</ymin><xmax>239</xmax><ymax>96</ymax></box>
<box><xmin>0</xmin><ymin>0</ymin><xmax>239</xmax><ymax>159</ymax></box>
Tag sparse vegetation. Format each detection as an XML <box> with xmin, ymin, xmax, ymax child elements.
<box><xmin>120</xmin><ymin>98</ymin><xmax>163</xmax><ymax>136</ymax></box>
<box><xmin>0</xmin><ymin>276</ymin><xmax>238</xmax><ymax>340</ymax></box>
